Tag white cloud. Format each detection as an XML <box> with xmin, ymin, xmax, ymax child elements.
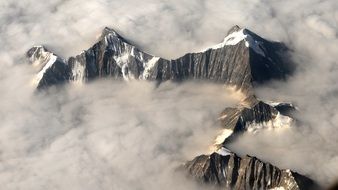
<box><xmin>1</xmin><ymin>0</ymin><xmax>338</xmax><ymax>188</ymax></box>
<box><xmin>0</xmin><ymin>67</ymin><xmax>240</xmax><ymax>189</ymax></box>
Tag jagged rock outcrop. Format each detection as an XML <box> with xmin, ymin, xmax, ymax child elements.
<box><xmin>26</xmin><ymin>26</ymin><xmax>317</xmax><ymax>190</ymax></box>
<box><xmin>214</xmin><ymin>100</ymin><xmax>295</xmax><ymax>146</ymax></box>
<box><xmin>27</xmin><ymin>26</ymin><xmax>296</xmax><ymax>137</ymax></box>
<box><xmin>27</xmin><ymin>46</ymin><xmax>70</xmax><ymax>88</ymax></box>
<box><xmin>185</xmin><ymin>148</ymin><xmax>317</xmax><ymax>190</ymax></box>
<box><xmin>27</xmin><ymin>25</ymin><xmax>292</xmax><ymax>94</ymax></box>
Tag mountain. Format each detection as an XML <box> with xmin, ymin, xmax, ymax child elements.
<box><xmin>27</xmin><ymin>46</ymin><xmax>70</xmax><ymax>87</ymax></box>
<box><xmin>185</xmin><ymin>147</ymin><xmax>317</xmax><ymax>190</ymax></box>
<box><xmin>214</xmin><ymin>100</ymin><xmax>295</xmax><ymax>147</ymax></box>
<box><xmin>27</xmin><ymin>25</ymin><xmax>292</xmax><ymax>93</ymax></box>
<box><xmin>26</xmin><ymin>26</ymin><xmax>317</xmax><ymax>190</ymax></box>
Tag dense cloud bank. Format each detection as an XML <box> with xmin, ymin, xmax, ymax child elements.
<box><xmin>0</xmin><ymin>72</ymin><xmax>240</xmax><ymax>189</ymax></box>
<box><xmin>1</xmin><ymin>0</ymin><xmax>338</xmax><ymax>188</ymax></box>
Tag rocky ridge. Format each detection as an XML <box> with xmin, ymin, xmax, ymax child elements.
<box><xmin>26</xmin><ymin>26</ymin><xmax>317</xmax><ymax>190</ymax></box>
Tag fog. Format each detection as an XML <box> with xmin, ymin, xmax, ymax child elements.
<box><xmin>1</xmin><ymin>0</ymin><xmax>338</xmax><ymax>189</ymax></box>
<box><xmin>0</xmin><ymin>65</ymin><xmax>241</xmax><ymax>190</ymax></box>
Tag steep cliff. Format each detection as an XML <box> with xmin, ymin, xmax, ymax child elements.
<box><xmin>185</xmin><ymin>148</ymin><xmax>317</xmax><ymax>190</ymax></box>
<box><xmin>27</xmin><ymin>26</ymin><xmax>292</xmax><ymax>94</ymax></box>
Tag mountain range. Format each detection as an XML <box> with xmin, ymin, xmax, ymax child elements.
<box><xmin>26</xmin><ymin>25</ymin><xmax>318</xmax><ymax>190</ymax></box>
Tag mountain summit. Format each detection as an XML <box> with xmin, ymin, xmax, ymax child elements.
<box><xmin>27</xmin><ymin>26</ymin><xmax>292</xmax><ymax>92</ymax></box>
<box><xmin>26</xmin><ymin>26</ymin><xmax>316</xmax><ymax>190</ymax></box>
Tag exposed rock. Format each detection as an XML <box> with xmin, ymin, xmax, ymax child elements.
<box><xmin>185</xmin><ymin>148</ymin><xmax>318</xmax><ymax>190</ymax></box>
<box><xmin>26</xmin><ymin>26</ymin><xmax>317</xmax><ymax>189</ymax></box>
<box><xmin>27</xmin><ymin>26</ymin><xmax>292</xmax><ymax>95</ymax></box>
<box><xmin>216</xmin><ymin>100</ymin><xmax>295</xmax><ymax>145</ymax></box>
<box><xmin>27</xmin><ymin>46</ymin><xmax>70</xmax><ymax>89</ymax></box>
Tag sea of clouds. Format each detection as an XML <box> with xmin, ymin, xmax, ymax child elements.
<box><xmin>1</xmin><ymin>0</ymin><xmax>338</xmax><ymax>189</ymax></box>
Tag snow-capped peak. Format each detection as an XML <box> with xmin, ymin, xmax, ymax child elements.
<box><xmin>212</xmin><ymin>29</ymin><xmax>248</xmax><ymax>48</ymax></box>
<box><xmin>203</xmin><ymin>28</ymin><xmax>266</xmax><ymax>57</ymax></box>
<box><xmin>27</xmin><ymin>46</ymin><xmax>58</xmax><ymax>85</ymax></box>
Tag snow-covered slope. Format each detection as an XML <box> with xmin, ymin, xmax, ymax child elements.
<box><xmin>203</xmin><ymin>27</ymin><xmax>266</xmax><ymax>57</ymax></box>
<box><xmin>27</xmin><ymin>46</ymin><xmax>70</xmax><ymax>88</ymax></box>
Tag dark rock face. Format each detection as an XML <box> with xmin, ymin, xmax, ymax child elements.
<box><xmin>272</xmin><ymin>102</ymin><xmax>298</xmax><ymax>118</ymax></box>
<box><xmin>213</xmin><ymin>100</ymin><xmax>296</xmax><ymax>148</ymax></box>
<box><xmin>27</xmin><ymin>46</ymin><xmax>70</xmax><ymax>89</ymax></box>
<box><xmin>27</xmin><ymin>26</ymin><xmax>292</xmax><ymax>94</ymax></box>
<box><xmin>188</xmin><ymin>98</ymin><xmax>316</xmax><ymax>190</ymax></box>
<box><xmin>26</xmin><ymin>26</ymin><xmax>317</xmax><ymax>190</ymax></box>
<box><xmin>185</xmin><ymin>151</ymin><xmax>317</xmax><ymax>190</ymax></box>
<box><xmin>219</xmin><ymin>101</ymin><xmax>278</xmax><ymax>132</ymax></box>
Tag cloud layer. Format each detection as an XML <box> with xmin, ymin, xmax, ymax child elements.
<box><xmin>0</xmin><ymin>72</ymin><xmax>241</xmax><ymax>190</ymax></box>
<box><xmin>1</xmin><ymin>0</ymin><xmax>334</xmax><ymax>60</ymax></box>
<box><xmin>1</xmin><ymin>0</ymin><xmax>338</xmax><ymax>188</ymax></box>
